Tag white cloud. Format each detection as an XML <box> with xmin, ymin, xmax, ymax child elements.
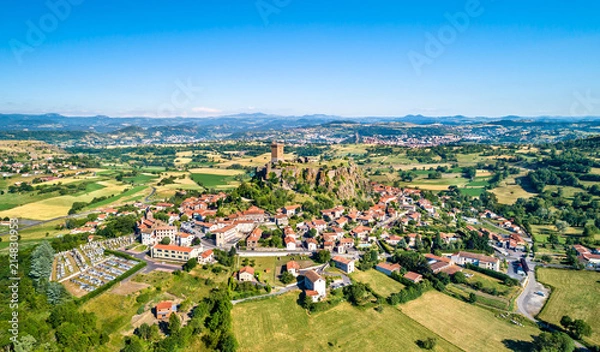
<box><xmin>191</xmin><ymin>106</ymin><xmax>221</xmax><ymax>114</ymax></box>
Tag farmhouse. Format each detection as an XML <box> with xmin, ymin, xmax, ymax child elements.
<box><xmin>376</xmin><ymin>262</ymin><xmax>401</xmax><ymax>276</ymax></box>
<box><xmin>451</xmin><ymin>251</ymin><xmax>500</xmax><ymax>271</ymax></box>
<box><xmin>304</xmin><ymin>270</ymin><xmax>326</xmax><ymax>302</ymax></box>
<box><xmin>155</xmin><ymin>301</ymin><xmax>175</xmax><ymax>321</ymax></box>
<box><xmin>332</xmin><ymin>256</ymin><xmax>355</xmax><ymax>273</ymax></box>
<box><xmin>286</xmin><ymin>260</ymin><xmax>300</xmax><ymax>276</ymax></box>
<box><xmin>403</xmin><ymin>271</ymin><xmax>423</xmax><ymax>283</ymax></box>
<box><xmin>238</xmin><ymin>266</ymin><xmax>255</xmax><ymax>282</ymax></box>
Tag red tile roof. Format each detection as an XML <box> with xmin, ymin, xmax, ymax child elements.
<box><xmin>287</xmin><ymin>261</ymin><xmax>300</xmax><ymax>270</ymax></box>
<box><xmin>156</xmin><ymin>301</ymin><xmax>173</xmax><ymax>311</ymax></box>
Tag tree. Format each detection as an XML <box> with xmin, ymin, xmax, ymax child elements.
<box><xmin>560</xmin><ymin>315</ymin><xmax>592</xmax><ymax>339</ymax></box>
<box><xmin>452</xmin><ymin>271</ymin><xmax>467</xmax><ymax>284</ymax></box>
<box><xmin>571</xmin><ymin>319</ymin><xmax>592</xmax><ymax>339</ymax></box>
<box><xmin>183</xmin><ymin>258</ymin><xmax>198</xmax><ymax>272</ymax></box>
<box><xmin>121</xmin><ymin>336</ymin><xmax>145</xmax><ymax>352</ymax></box>
<box><xmin>560</xmin><ymin>315</ymin><xmax>573</xmax><ymax>329</ymax></box>
<box><xmin>315</xmin><ymin>250</ymin><xmax>331</xmax><ymax>264</ymax></box>
<box><xmin>416</xmin><ymin>337</ymin><xmax>437</xmax><ymax>350</ymax></box>
<box><xmin>533</xmin><ymin>331</ymin><xmax>574</xmax><ymax>352</ymax></box>
<box><xmin>343</xmin><ymin>283</ymin><xmax>368</xmax><ymax>306</ymax></box>
<box><xmin>555</xmin><ymin>220</ymin><xmax>569</xmax><ymax>234</ymax></box>
<box><xmin>468</xmin><ymin>292</ymin><xmax>477</xmax><ymax>304</ymax></box>
<box><xmin>160</xmin><ymin>237</ymin><xmax>171</xmax><ymax>245</ymax></box>
<box><xmin>280</xmin><ymin>271</ymin><xmax>295</xmax><ymax>284</ymax></box>
<box><xmin>168</xmin><ymin>313</ymin><xmax>181</xmax><ymax>335</ymax></box>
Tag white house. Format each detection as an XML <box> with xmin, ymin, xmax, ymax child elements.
<box><xmin>285</xmin><ymin>236</ymin><xmax>297</xmax><ymax>250</ymax></box>
<box><xmin>304</xmin><ymin>270</ymin><xmax>326</xmax><ymax>302</ymax></box>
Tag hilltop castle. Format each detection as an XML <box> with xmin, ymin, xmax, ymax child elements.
<box><xmin>271</xmin><ymin>141</ymin><xmax>284</xmax><ymax>163</ymax></box>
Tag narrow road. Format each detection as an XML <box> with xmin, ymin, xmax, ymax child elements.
<box><xmin>143</xmin><ymin>186</ymin><xmax>156</xmax><ymax>204</ymax></box>
<box><xmin>0</xmin><ymin>210</ymin><xmax>99</xmax><ymax>237</ymax></box>
<box><xmin>231</xmin><ymin>284</ymin><xmax>300</xmax><ymax>305</ymax></box>
<box><xmin>119</xmin><ymin>249</ymin><xmax>183</xmax><ymax>274</ymax></box>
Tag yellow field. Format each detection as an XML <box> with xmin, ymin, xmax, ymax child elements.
<box><xmin>175</xmin><ymin>151</ymin><xmax>193</xmax><ymax>165</ymax></box>
<box><xmin>400</xmin><ymin>291</ymin><xmax>540</xmax><ymax>352</ymax></box>
<box><xmin>0</xmin><ymin>180</ymin><xmax>128</xmax><ymax>220</ymax></box>
<box><xmin>490</xmin><ymin>175</ymin><xmax>536</xmax><ymax>204</ymax></box>
<box><xmin>351</xmin><ymin>269</ymin><xmax>405</xmax><ymax>297</ymax></box>
<box><xmin>232</xmin><ymin>293</ymin><xmax>461</xmax><ymax>352</ymax></box>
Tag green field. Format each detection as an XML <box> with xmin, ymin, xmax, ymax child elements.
<box><xmin>232</xmin><ymin>293</ymin><xmax>461</xmax><ymax>352</ymax></box>
<box><xmin>401</xmin><ymin>291</ymin><xmax>541</xmax><ymax>352</ymax></box>
<box><xmin>122</xmin><ymin>173</ymin><xmax>157</xmax><ymax>185</ymax></box>
<box><xmin>191</xmin><ymin>173</ymin><xmax>238</xmax><ymax>189</ymax></box>
<box><xmin>537</xmin><ymin>268</ymin><xmax>600</xmax><ymax>345</ymax></box>
<box><xmin>351</xmin><ymin>269</ymin><xmax>405</xmax><ymax>297</ymax></box>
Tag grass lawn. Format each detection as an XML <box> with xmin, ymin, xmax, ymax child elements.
<box><xmin>537</xmin><ymin>268</ymin><xmax>600</xmax><ymax>345</ymax></box>
<box><xmin>400</xmin><ymin>291</ymin><xmax>541</xmax><ymax>352</ymax></box>
<box><xmin>351</xmin><ymin>269</ymin><xmax>405</xmax><ymax>297</ymax></box>
<box><xmin>232</xmin><ymin>293</ymin><xmax>461</xmax><ymax>352</ymax></box>
<box><xmin>238</xmin><ymin>255</ymin><xmax>315</xmax><ymax>287</ymax></box>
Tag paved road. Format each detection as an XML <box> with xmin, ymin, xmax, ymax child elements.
<box><xmin>515</xmin><ymin>268</ymin><xmax>548</xmax><ymax>322</ymax></box>
<box><xmin>119</xmin><ymin>249</ymin><xmax>182</xmax><ymax>274</ymax></box>
<box><xmin>143</xmin><ymin>186</ymin><xmax>156</xmax><ymax>204</ymax></box>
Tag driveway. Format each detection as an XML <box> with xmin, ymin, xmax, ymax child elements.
<box><xmin>516</xmin><ymin>269</ymin><xmax>549</xmax><ymax>322</ymax></box>
<box><xmin>231</xmin><ymin>283</ymin><xmax>300</xmax><ymax>305</ymax></box>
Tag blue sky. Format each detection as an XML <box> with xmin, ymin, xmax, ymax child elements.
<box><xmin>1</xmin><ymin>0</ymin><xmax>599</xmax><ymax>117</ymax></box>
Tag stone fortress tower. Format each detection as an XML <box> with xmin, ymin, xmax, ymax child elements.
<box><xmin>271</xmin><ymin>141</ymin><xmax>284</xmax><ymax>163</ymax></box>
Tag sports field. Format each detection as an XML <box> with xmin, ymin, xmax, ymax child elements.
<box><xmin>232</xmin><ymin>293</ymin><xmax>461</xmax><ymax>352</ymax></box>
<box><xmin>400</xmin><ymin>291</ymin><xmax>540</xmax><ymax>352</ymax></box>
<box><xmin>537</xmin><ymin>268</ymin><xmax>600</xmax><ymax>345</ymax></box>
<box><xmin>351</xmin><ymin>269</ymin><xmax>404</xmax><ymax>297</ymax></box>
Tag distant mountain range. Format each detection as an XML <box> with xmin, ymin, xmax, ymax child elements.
<box><xmin>1</xmin><ymin>113</ymin><xmax>598</xmax><ymax>133</ymax></box>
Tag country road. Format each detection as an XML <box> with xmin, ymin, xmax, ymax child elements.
<box><xmin>231</xmin><ymin>284</ymin><xmax>300</xmax><ymax>305</ymax></box>
<box><xmin>0</xmin><ymin>210</ymin><xmax>99</xmax><ymax>237</ymax></box>
<box><xmin>0</xmin><ymin>185</ymin><xmax>157</xmax><ymax>238</ymax></box>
